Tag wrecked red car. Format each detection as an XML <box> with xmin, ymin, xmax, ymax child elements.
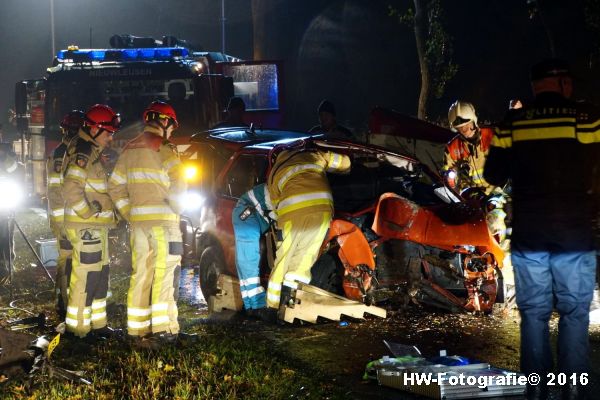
<box><xmin>182</xmin><ymin>127</ymin><xmax>507</xmax><ymax>314</ymax></box>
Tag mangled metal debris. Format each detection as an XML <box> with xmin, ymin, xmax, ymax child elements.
<box><xmin>0</xmin><ymin>328</ymin><xmax>90</xmax><ymax>387</ymax></box>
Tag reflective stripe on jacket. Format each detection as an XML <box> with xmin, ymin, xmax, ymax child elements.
<box><xmin>62</xmin><ymin>129</ymin><xmax>116</xmax><ymax>228</ymax></box>
<box><xmin>108</xmin><ymin>125</ymin><xmax>186</xmax><ymax>226</ymax></box>
<box><xmin>484</xmin><ymin>92</ymin><xmax>600</xmax><ymax>250</ymax></box>
<box><xmin>268</xmin><ymin>149</ymin><xmax>350</xmax><ymax>219</ymax></box>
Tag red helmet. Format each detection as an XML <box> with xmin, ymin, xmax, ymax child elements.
<box><xmin>60</xmin><ymin>110</ymin><xmax>85</xmax><ymax>133</ymax></box>
<box><xmin>143</xmin><ymin>101</ymin><xmax>179</xmax><ymax>128</ymax></box>
<box><xmin>85</xmin><ymin>104</ymin><xmax>121</xmax><ymax>133</ymax></box>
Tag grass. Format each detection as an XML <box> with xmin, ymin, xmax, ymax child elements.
<box><xmin>0</xmin><ymin>209</ymin><xmax>347</xmax><ymax>400</ymax></box>
<box><xmin>0</xmin><ymin>326</ymin><xmax>343</xmax><ymax>399</ymax></box>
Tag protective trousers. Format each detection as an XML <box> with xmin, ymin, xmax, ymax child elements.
<box><xmin>512</xmin><ymin>244</ymin><xmax>596</xmax><ymax>376</ymax></box>
<box><xmin>266</xmin><ymin>211</ymin><xmax>331</xmax><ymax>309</ymax></box>
<box><xmin>127</xmin><ymin>225</ymin><xmax>182</xmax><ymax>337</ymax></box>
<box><xmin>53</xmin><ymin>229</ymin><xmax>73</xmax><ymax>317</ymax></box>
<box><xmin>232</xmin><ymin>202</ymin><xmax>268</xmax><ymax>310</ymax></box>
<box><xmin>65</xmin><ymin>227</ymin><xmax>109</xmax><ymax>337</ymax></box>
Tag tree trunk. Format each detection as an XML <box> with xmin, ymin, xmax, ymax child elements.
<box><xmin>413</xmin><ymin>0</ymin><xmax>430</xmax><ymax>120</ymax></box>
<box><xmin>251</xmin><ymin>0</ymin><xmax>268</xmax><ymax>60</ymax></box>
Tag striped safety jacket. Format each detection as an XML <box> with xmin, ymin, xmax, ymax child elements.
<box><xmin>108</xmin><ymin>125</ymin><xmax>186</xmax><ymax>226</ymax></box>
<box><xmin>484</xmin><ymin>92</ymin><xmax>600</xmax><ymax>250</ymax></box>
<box><xmin>444</xmin><ymin>128</ymin><xmax>493</xmax><ymax>192</ymax></box>
<box><xmin>268</xmin><ymin>149</ymin><xmax>351</xmax><ymax>219</ymax></box>
<box><xmin>62</xmin><ymin>129</ymin><xmax>116</xmax><ymax>228</ymax></box>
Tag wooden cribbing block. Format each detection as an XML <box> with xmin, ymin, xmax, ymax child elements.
<box><xmin>281</xmin><ymin>283</ymin><xmax>387</xmax><ymax>324</ymax></box>
<box><xmin>207</xmin><ymin>274</ymin><xmax>244</xmax><ymax>313</ymax></box>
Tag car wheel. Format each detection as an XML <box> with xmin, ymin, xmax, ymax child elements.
<box><xmin>310</xmin><ymin>253</ymin><xmax>343</xmax><ymax>295</ymax></box>
<box><xmin>198</xmin><ymin>246</ymin><xmax>224</xmax><ymax>300</ymax></box>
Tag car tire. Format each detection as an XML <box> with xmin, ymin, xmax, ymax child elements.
<box><xmin>310</xmin><ymin>253</ymin><xmax>343</xmax><ymax>295</ymax></box>
<box><xmin>198</xmin><ymin>246</ymin><xmax>224</xmax><ymax>300</ymax></box>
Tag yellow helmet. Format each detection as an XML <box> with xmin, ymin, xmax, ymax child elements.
<box><xmin>448</xmin><ymin>100</ymin><xmax>478</xmax><ymax>132</ymax></box>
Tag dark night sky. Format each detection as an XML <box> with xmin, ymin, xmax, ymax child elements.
<box><xmin>0</xmin><ymin>0</ymin><xmax>597</xmax><ymax>134</ymax></box>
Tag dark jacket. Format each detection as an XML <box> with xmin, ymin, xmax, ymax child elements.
<box><xmin>484</xmin><ymin>92</ymin><xmax>600</xmax><ymax>250</ymax></box>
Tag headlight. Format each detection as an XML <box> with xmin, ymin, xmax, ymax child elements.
<box><xmin>0</xmin><ymin>179</ymin><xmax>23</xmax><ymax>210</ymax></box>
<box><xmin>180</xmin><ymin>191</ymin><xmax>204</xmax><ymax>211</ymax></box>
<box><xmin>184</xmin><ymin>165</ymin><xmax>199</xmax><ymax>182</ymax></box>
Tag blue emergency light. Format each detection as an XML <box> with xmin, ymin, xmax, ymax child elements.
<box><xmin>56</xmin><ymin>47</ymin><xmax>190</xmax><ymax>62</ymax></box>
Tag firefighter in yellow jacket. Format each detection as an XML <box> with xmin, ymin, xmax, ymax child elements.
<box><xmin>47</xmin><ymin>110</ymin><xmax>84</xmax><ymax>319</ymax></box>
<box><xmin>266</xmin><ymin>142</ymin><xmax>351</xmax><ymax>313</ymax></box>
<box><xmin>62</xmin><ymin>104</ymin><xmax>120</xmax><ymax>338</ymax></box>
<box><xmin>108</xmin><ymin>101</ymin><xmax>186</xmax><ymax>346</ymax></box>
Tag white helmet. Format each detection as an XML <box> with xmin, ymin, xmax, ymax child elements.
<box><xmin>448</xmin><ymin>100</ymin><xmax>478</xmax><ymax>132</ymax></box>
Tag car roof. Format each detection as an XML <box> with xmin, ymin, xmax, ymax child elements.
<box><xmin>192</xmin><ymin>127</ymin><xmax>427</xmax><ymax>169</ymax></box>
<box><xmin>247</xmin><ymin>137</ymin><xmax>418</xmax><ymax>162</ymax></box>
<box><xmin>190</xmin><ymin>127</ymin><xmax>312</xmax><ymax>145</ymax></box>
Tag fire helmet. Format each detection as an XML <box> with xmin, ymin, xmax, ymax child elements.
<box><xmin>60</xmin><ymin>110</ymin><xmax>85</xmax><ymax>134</ymax></box>
<box><xmin>84</xmin><ymin>104</ymin><xmax>121</xmax><ymax>133</ymax></box>
<box><xmin>143</xmin><ymin>101</ymin><xmax>179</xmax><ymax>128</ymax></box>
<box><xmin>448</xmin><ymin>101</ymin><xmax>478</xmax><ymax>132</ymax></box>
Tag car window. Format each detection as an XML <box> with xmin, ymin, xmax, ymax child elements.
<box><xmin>217</xmin><ymin>154</ymin><xmax>268</xmax><ymax>199</ymax></box>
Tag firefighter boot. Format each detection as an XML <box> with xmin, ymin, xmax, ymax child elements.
<box><xmin>91</xmin><ymin>326</ymin><xmax>124</xmax><ymax>341</ymax></box>
<box><xmin>176</xmin><ymin>332</ymin><xmax>200</xmax><ymax>347</ymax></box>
<box><xmin>247</xmin><ymin>307</ymin><xmax>278</xmax><ymax>323</ymax></box>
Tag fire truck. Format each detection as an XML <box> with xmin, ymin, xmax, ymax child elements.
<box><xmin>14</xmin><ymin>34</ymin><xmax>284</xmax><ymax>198</ymax></box>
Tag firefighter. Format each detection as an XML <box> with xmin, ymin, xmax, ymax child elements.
<box><xmin>266</xmin><ymin>142</ymin><xmax>351</xmax><ymax>316</ymax></box>
<box><xmin>108</xmin><ymin>101</ymin><xmax>187</xmax><ymax>348</ymax></box>
<box><xmin>445</xmin><ymin>100</ymin><xmax>508</xmax><ymax>246</ymax></box>
<box><xmin>444</xmin><ymin>100</ymin><xmax>493</xmax><ymax>193</ymax></box>
<box><xmin>232</xmin><ymin>183</ymin><xmax>275</xmax><ymax>317</ymax></box>
<box><xmin>308</xmin><ymin>100</ymin><xmax>353</xmax><ymax>139</ymax></box>
<box><xmin>62</xmin><ymin>104</ymin><xmax>120</xmax><ymax>339</ymax></box>
<box><xmin>47</xmin><ymin>110</ymin><xmax>84</xmax><ymax>319</ymax></box>
<box><xmin>484</xmin><ymin>59</ymin><xmax>600</xmax><ymax>400</ymax></box>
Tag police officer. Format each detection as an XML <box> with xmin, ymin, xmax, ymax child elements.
<box><xmin>266</xmin><ymin>142</ymin><xmax>350</xmax><ymax>317</ymax></box>
<box><xmin>484</xmin><ymin>59</ymin><xmax>600</xmax><ymax>400</ymax></box>
<box><xmin>62</xmin><ymin>104</ymin><xmax>119</xmax><ymax>339</ymax></box>
<box><xmin>108</xmin><ymin>101</ymin><xmax>187</xmax><ymax>348</ymax></box>
<box><xmin>47</xmin><ymin>110</ymin><xmax>84</xmax><ymax>319</ymax></box>
<box><xmin>232</xmin><ymin>183</ymin><xmax>275</xmax><ymax>318</ymax></box>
